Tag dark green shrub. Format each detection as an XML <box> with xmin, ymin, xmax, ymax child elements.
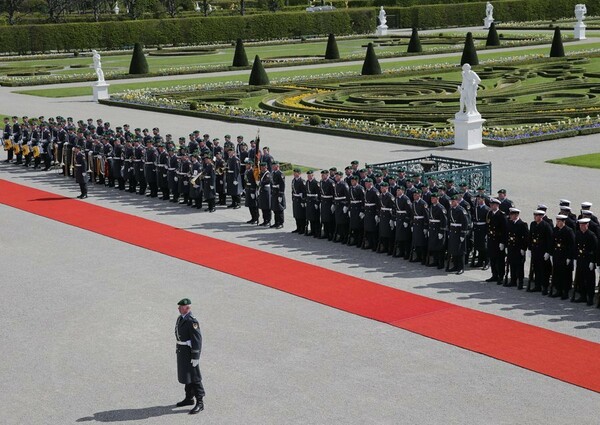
<box><xmin>550</xmin><ymin>27</ymin><xmax>565</xmax><ymax>57</ymax></box>
<box><xmin>248</xmin><ymin>55</ymin><xmax>269</xmax><ymax>85</ymax></box>
<box><xmin>460</xmin><ymin>32</ymin><xmax>478</xmax><ymax>66</ymax></box>
<box><xmin>361</xmin><ymin>42</ymin><xmax>381</xmax><ymax>75</ymax></box>
<box><xmin>129</xmin><ymin>42</ymin><xmax>149</xmax><ymax>74</ymax></box>
<box><xmin>325</xmin><ymin>33</ymin><xmax>340</xmax><ymax>60</ymax></box>
<box><xmin>189</xmin><ymin>101</ymin><xmax>198</xmax><ymax>110</ymax></box>
<box><xmin>485</xmin><ymin>22</ymin><xmax>500</xmax><ymax>47</ymax></box>
<box><xmin>232</xmin><ymin>38</ymin><xmax>249</xmax><ymax>67</ymax></box>
<box><xmin>407</xmin><ymin>28</ymin><xmax>422</xmax><ymax>53</ymax></box>
<box><xmin>309</xmin><ymin>114</ymin><xmax>322</xmax><ymax>125</ymax></box>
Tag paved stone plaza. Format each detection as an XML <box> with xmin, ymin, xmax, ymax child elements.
<box><xmin>1</xmin><ymin>27</ymin><xmax>600</xmax><ymax>425</ymax></box>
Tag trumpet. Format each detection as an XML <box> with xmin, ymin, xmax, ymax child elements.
<box><xmin>190</xmin><ymin>171</ymin><xmax>204</xmax><ymax>186</ymax></box>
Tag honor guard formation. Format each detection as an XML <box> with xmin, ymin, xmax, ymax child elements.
<box><xmin>3</xmin><ymin>115</ymin><xmax>600</xmax><ymax>308</ymax></box>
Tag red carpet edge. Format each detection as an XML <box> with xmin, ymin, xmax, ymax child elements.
<box><xmin>1</xmin><ymin>178</ymin><xmax>599</xmax><ymax>393</ymax></box>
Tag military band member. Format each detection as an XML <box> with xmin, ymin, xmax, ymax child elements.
<box><xmin>333</xmin><ymin>171</ymin><xmax>350</xmax><ymax>243</ymax></box>
<box><xmin>124</xmin><ymin>140</ymin><xmax>136</xmax><ymax>193</ymax></box>
<box><xmin>485</xmin><ymin>198</ymin><xmax>508</xmax><ymax>284</ymax></box>
<box><xmin>447</xmin><ymin>195</ymin><xmax>469</xmax><ymax>274</ymax></box>
<box><xmin>258</xmin><ymin>162</ymin><xmax>272</xmax><ymax>226</ymax></box>
<box><xmin>348</xmin><ymin>175</ymin><xmax>365</xmax><ymax>246</ymax></box>
<box><xmin>550</xmin><ymin>215</ymin><xmax>575</xmax><ymax>299</ymax></box>
<box><xmin>377</xmin><ymin>182</ymin><xmax>395</xmax><ymax>255</ymax></box>
<box><xmin>168</xmin><ymin>147</ymin><xmax>179</xmax><ymax>202</ymax></box>
<box><xmin>291</xmin><ymin>168</ymin><xmax>307</xmax><ymax>234</ymax></box>
<box><xmin>190</xmin><ymin>154</ymin><xmax>203</xmax><ymax>209</ymax></box>
<box><xmin>3</xmin><ymin>117</ymin><xmax>12</xmax><ymax>163</ymax></box>
<box><xmin>215</xmin><ymin>151</ymin><xmax>227</xmax><ymax>206</ymax></box>
<box><xmin>174</xmin><ymin>298</ymin><xmax>205</xmax><ymax>414</ymax></box>
<box><xmin>559</xmin><ymin>199</ymin><xmax>578</xmax><ymax>224</ymax></box>
<box><xmin>244</xmin><ymin>160</ymin><xmax>260</xmax><ymax>224</ymax></box>
<box><xmin>573</xmin><ymin>218</ymin><xmax>598</xmax><ymax>306</ymax></box>
<box><xmin>73</xmin><ymin>145</ymin><xmax>87</xmax><ymax>199</ymax></box>
<box><xmin>178</xmin><ymin>151</ymin><xmax>191</xmax><ymax>205</ymax></box>
<box><xmin>362</xmin><ymin>178</ymin><xmax>379</xmax><ymax>251</ymax></box>
<box><xmin>101</xmin><ymin>137</ymin><xmax>113</xmax><ymax>186</ymax></box>
<box><xmin>559</xmin><ymin>205</ymin><xmax>577</xmax><ymax>231</ymax></box>
<box><xmin>410</xmin><ymin>189</ymin><xmax>428</xmax><ymax>264</ymax></box>
<box><xmin>12</xmin><ymin>116</ymin><xmax>22</xmax><ymax>164</ymax></box>
<box><xmin>201</xmin><ymin>155</ymin><xmax>216</xmax><ymax>212</ymax></box>
<box><xmin>472</xmin><ymin>194</ymin><xmax>490</xmax><ymax>269</ymax></box>
<box><xmin>226</xmin><ymin>148</ymin><xmax>242</xmax><ymax>209</ymax></box>
<box><xmin>144</xmin><ymin>139</ymin><xmax>158</xmax><ymax>198</ymax></box>
<box><xmin>506</xmin><ymin>208</ymin><xmax>529</xmax><ymax>289</ymax></box>
<box><xmin>528</xmin><ymin>210</ymin><xmax>553</xmax><ymax>293</ymax></box>
<box><xmin>319</xmin><ymin>170</ymin><xmax>335</xmax><ymax>240</ymax></box>
<box><xmin>133</xmin><ymin>138</ymin><xmax>146</xmax><ymax>195</ymax></box>
<box><xmin>393</xmin><ymin>186</ymin><xmax>412</xmax><ymax>259</ymax></box>
<box><xmin>579</xmin><ymin>202</ymin><xmax>598</xmax><ymax>224</ymax></box>
<box><xmin>270</xmin><ymin>162</ymin><xmax>285</xmax><ymax>229</ymax></box>
<box><xmin>305</xmin><ymin>170</ymin><xmax>320</xmax><ymax>237</ymax></box>
<box><xmin>157</xmin><ymin>143</ymin><xmax>169</xmax><ymax>199</ymax></box>
<box><xmin>426</xmin><ymin>191</ymin><xmax>446</xmax><ymax>269</ymax></box>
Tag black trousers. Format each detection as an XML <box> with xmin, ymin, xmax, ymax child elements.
<box><xmin>508</xmin><ymin>251</ymin><xmax>525</xmax><ymax>283</ymax></box>
<box><xmin>6</xmin><ymin>146</ymin><xmax>13</xmax><ymax>161</ymax></box>
<box><xmin>552</xmin><ymin>263</ymin><xmax>572</xmax><ymax>296</ymax></box>
<box><xmin>249</xmin><ymin>207</ymin><xmax>260</xmax><ymax>222</ymax></box>
<box><xmin>184</xmin><ymin>381</ymin><xmax>205</xmax><ymax>401</ymax></box>
<box><xmin>575</xmin><ymin>264</ymin><xmax>596</xmax><ymax>303</ymax></box>
<box><xmin>295</xmin><ymin>218</ymin><xmax>306</xmax><ymax>232</ymax></box>
<box><xmin>79</xmin><ymin>181</ymin><xmax>87</xmax><ymax>196</ymax></box>
<box><xmin>490</xmin><ymin>250</ymin><xmax>505</xmax><ymax>280</ymax></box>
<box><xmin>274</xmin><ymin>211</ymin><xmax>284</xmax><ymax>225</ymax></box>
<box><xmin>532</xmin><ymin>256</ymin><xmax>549</xmax><ymax>290</ymax></box>
<box><xmin>261</xmin><ymin>209</ymin><xmax>272</xmax><ymax>223</ymax></box>
<box><xmin>309</xmin><ymin>220</ymin><xmax>320</xmax><ymax>237</ymax></box>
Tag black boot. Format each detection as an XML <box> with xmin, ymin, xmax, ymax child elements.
<box><xmin>176</xmin><ymin>398</ymin><xmax>194</xmax><ymax>407</ymax></box>
<box><xmin>189</xmin><ymin>399</ymin><xmax>204</xmax><ymax>414</ymax></box>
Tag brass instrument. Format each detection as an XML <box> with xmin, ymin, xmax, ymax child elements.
<box><xmin>21</xmin><ymin>143</ymin><xmax>30</xmax><ymax>157</ymax></box>
<box><xmin>190</xmin><ymin>171</ymin><xmax>204</xmax><ymax>186</ymax></box>
<box><xmin>13</xmin><ymin>142</ymin><xmax>20</xmax><ymax>156</ymax></box>
<box><xmin>3</xmin><ymin>139</ymin><xmax>12</xmax><ymax>151</ymax></box>
<box><xmin>32</xmin><ymin>145</ymin><xmax>41</xmax><ymax>158</ymax></box>
<box><xmin>87</xmin><ymin>151</ymin><xmax>94</xmax><ymax>174</ymax></box>
<box><xmin>215</xmin><ymin>165</ymin><xmax>227</xmax><ymax>176</ymax></box>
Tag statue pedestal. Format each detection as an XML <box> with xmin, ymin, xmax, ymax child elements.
<box><xmin>376</xmin><ymin>26</ymin><xmax>388</xmax><ymax>36</ymax></box>
<box><xmin>483</xmin><ymin>17</ymin><xmax>494</xmax><ymax>29</ymax></box>
<box><xmin>574</xmin><ymin>22</ymin><xmax>586</xmax><ymax>40</ymax></box>
<box><xmin>453</xmin><ymin>113</ymin><xmax>486</xmax><ymax>150</ymax></box>
<box><xmin>93</xmin><ymin>82</ymin><xmax>110</xmax><ymax>102</ymax></box>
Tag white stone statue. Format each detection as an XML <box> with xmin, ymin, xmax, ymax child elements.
<box><xmin>92</xmin><ymin>50</ymin><xmax>105</xmax><ymax>83</ymax></box>
<box><xmin>195</xmin><ymin>1</ymin><xmax>201</xmax><ymax>11</ymax></box>
<box><xmin>457</xmin><ymin>63</ymin><xmax>481</xmax><ymax>117</ymax></box>
<box><xmin>378</xmin><ymin>6</ymin><xmax>387</xmax><ymax>28</ymax></box>
<box><xmin>575</xmin><ymin>4</ymin><xmax>587</xmax><ymax>22</ymax></box>
<box><xmin>113</xmin><ymin>1</ymin><xmax>119</xmax><ymax>14</ymax></box>
<box><xmin>485</xmin><ymin>2</ymin><xmax>494</xmax><ymax>20</ymax></box>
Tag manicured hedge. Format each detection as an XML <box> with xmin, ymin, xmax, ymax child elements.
<box><xmin>0</xmin><ymin>9</ymin><xmax>375</xmax><ymax>53</ymax></box>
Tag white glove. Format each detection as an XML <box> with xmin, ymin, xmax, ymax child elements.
<box><xmin>343</xmin><ymin>206</ymin><xmax>348</xmax><ymax>214</ymax></box>
<box><xmin>186</xmin><ymin>341</ymin><xmax>192</xmax><ymax>347</ymax></box>
<box><xmin>174</xmin><ymin>177</ymin><xmax>178</xmax><ymax>182</ymax></box>
<box><xmin>250</xmin><ymin>193</ymin><xmax>256</xmax><ymax>199</ymax></box>
<box><xmin>210</xmin><ymin>186</ymin><xmax>214</xmax><ymax>190</ymax></box>
<box><xmin>520</xmin><ymin>249</ymin><xmax>525</xmax><ymax>256</ymax></box>
<box><xmin>499</xmin><ymin>243</ymin><xmax>504</xmax><ymax>251</ymax></box>
<box><xmin>183</xmin><ymin>181</ymin><xmax>188</xmax><ymax>186</ymax></box>
<box><xmin>424</xmin><ymin>230</ymin><xmax>428</xmax><ymax>237</ymax></box>
<box><xmin>403</xmin><ymin>222</ymin><xmax>408</xmax><ymax>228</ymax></box>
<box><xmin>460</xmin><ymin>237</ymin><xmax>465</xmax><ymax>242</ymax></box>
<box><xmin>590</xmin><ymin>263</ymin><xmax>595</xmax><ymax>271</ymax></box>
<box><xmin>573</xmin><ymin>259</ymin><xmax>577</xmax><ymax>268</ymax></box>
<box><xmin>566</xmin><ymin>259</ymin><xmax>571</xmax><ymax>265</ymax></box>
<box><xmin>278</xmin><ymin>196</ymin><xmax>283</xmax><ymax>203</ymax></box>
<box><xmin>375</xmin><ymin>215</ymin><xmax>380</xmax><ymax>224</ymax></box>
<box><xmin>191</xmin><ymin>359</ymin><xmax>199</xmax><ymax>367</ymax></box>
<box><xmin>543</xmin><ymin>253</ymin><xmax>550</xmax><ymax>261</ymax></box>
<box><xmin>193</xmin><ymin>170</ymin><xmax>198</xmax><ymax>176</ymax></box>
<box><xmin>438</xmin><ymin>233</ymin><xmax>443</xmax><ymax>240</ymax></box>
<box><xmin>233</xmin><ymin>181</ymin><xmax>238</xmax><ymax>185</ymax></box>
<box><xmin>331</xmin><ymin>205</ymin><xmax>335</xmax><ymax>213</ymax></box>
<box><xmin>389</xmin><ymin>220</ymin><xmax>394</xmax><ymax>229</ymax></box>
<box><xmin>314</xmin><ymin>204</ymin><xmax>319</xmax><ymax>210</ymax></box>
<box><xmin>359</xmin><ymin>212</ymin><xmax>365</xmax><ymax>219</ymax></box>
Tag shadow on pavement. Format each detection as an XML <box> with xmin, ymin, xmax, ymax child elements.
<box><xmin>76</xmin><ymin>405</ymin><xmax>187</xmax><ymax>422</ymax></box>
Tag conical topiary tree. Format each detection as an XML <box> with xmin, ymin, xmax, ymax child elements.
<box><xmin>324</xmin><ymin>33</ymin><xmax>340</xmax><ymax>60</ymax></box>
<box><xmin>550</xmin><ymin>27</ymin><xmax>565</xmax><ymax>57</ymax></box>
<box><xmin>248</xmin><ymin>55</ymin><xmax>269</xmax><ymax>85</ymax></box>
<box><xmin>460</xmin><ymin>32</ymin><xmax>479</xmax><ymax>66</ymax></box>
<box><xmin>232</xmin><ymin>38</ymin><xmax>249</xmax><ymax>67</ymax></box>
<box><xmin>407</xmin><ymin>27</ymin><xmax>422</xmax><ymax>53</ymax></box>
<box><xmin>361</xmin><ymin>42</ymin><xmax>381</xmax><ymax>75</ymax></box>
<box><xmin>485</xmin><ymin>22</ymin><xmax>500</xmax><ymax>47</ymax></box>
<box><xmin>128</xmin><ymin>42</ymin><xmax>149</xmax><ymax>74</ymax></box>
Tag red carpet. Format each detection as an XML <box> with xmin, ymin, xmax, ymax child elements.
<box><xmin>1</xmin><ymin>178</ymin><xmax>600</xmax><ymax>393</ymax></box>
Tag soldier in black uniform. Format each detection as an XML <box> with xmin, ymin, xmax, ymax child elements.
<box><xmin>214</xmin><ymin>151</ymin><xmax>227</xmax><ymax>206</ymax></box>
<box><xmin>506</xmin><ymin>208</ymin><xmax>529</xmax><ymax>289</ymax></box>
<box><xmin>270</xmin><ymin>162</ymin><xmax>285</xmax><ymax>229</ymax></box>
<box><xmin>559</xmin><ymin>205</ymin><xmax>577</xmax><ymax>231</ymax></box>
<box><xmin>305</xmin><ymin>171</ymin><xmax>320</xmax><ymax>237</ymax></box>
<box><xmin>497</xmin><ymin>189</ymin><xmax>513</xmax><ymax>215</ymax></box>
<box><xmin>190</xmin><ymin>154</ymin><xmax>203</xmax><ymax>209</ymax></box>
<box><xmin>485</xmin><ymin>198</ymin><xmax>508</xmax><ymax>284</ymax></box>
<box><xmin>426</xmin><ymin>191</ymin><xmax>447</xmax><ymax>269</ymax></box>
<box><xmin>377</xmin><ymin>182</ymin><xmax>395</xmax><ymax>255</ymax></box>
<box><xmin>291</xmin><ymin>168</ymin><xmax>307</xmax><ymax>234</ymax></box>
<box><xmin>3</xmin><ymin>116</ymin><xmax>12</xmax><ymax>163</ymax></box>
<box><xmin>447</xmin><ymin>195</ymin><xmax>469</xmax><ymax>274</ymax></box>
<box><xmin>362</xmin><ymin>178</ymin><xmax>379</xmax><ymax>251</ymax></box>
<box><xmin>333</xmin><ymin>171</ymin><xmax>350</xmax><ymax>243</ymax></box>
<box><xmin>393</xmin><ymin>186</ymin><xmax>412</xmax><ymax>259</ymax></box>
<box><xmin>226</xmin><ymin>148</ymin><xmax>243</xmax><ymax>209</ymax></box>
<box><xmin>528</xmin><ymin>210</ymin><xmax>553</xmax><ymax>294</ymax></box>
<box><xmin>573</xmin><ymin>218</ymin><xmax>598</xmax><ymax>305</ymax></box>
<box><xmin>167</xmin><ymin>147</ymin><xmax>179</xmax><ymax>202</ymax></box>
<box><xmin>410</xmin><ymin>189</ymin><xmax>428</xmax><ymax>264</ymax></box>
<box><xmin>201</xmin><ymin>155</ymin><xmax>216</xmax><ymax>212</ymax></box>
<box><xmin>174</xmin><ymin>298</ymin><xmax>205</xmax><ymax>414</ymax></box>
<box><xmin>157</xmin><ymin>143</ymin><xmax>170</xmax><ymax>199</ymax></box>
<box><xmin>550</xmin><ymin>214</ymin><xmax>575</xmax><ymax>299</ymax></box>
<box><xmin>144</xmin><ymin>139</ymin><xmax>158</xmax><ymax>198</ymax></box>
<box><xmin>348</xmin><ymin>175</ymin><xmax>365</xmax><ymax>246</ymax></box>
<box><xmin>258</xmin><ymin>162</ymin><xmax>272</xmax><ymax>226</ymax></box>
<box><xmin>112</xmin><ymin>138</ymin><xmax>125</xmax><ymax>190</ymax></box>
<box><xmin>124</xmin><ymin>140</ymin><xmax>136</xmax><ymax>193</ymax></box>
<box><xmin>319</xmin><ymin>170</ymin><xmax>335</xmax><ymax>240</ymax></box>
<box><xmin>73</xmin><ymin>145</ymin><xmax>87</xmax><ymax>199</ymax></box>
<box><xmin>133</xmin><ymin>138</ymin><xmax>146</xmax><ymax>195</ymax></box>
<box><xmin>472</xmin><ymin>194</ymin><xmax>490</xmax><ymax>269</ymax></box>
<box><xmin>244</xmin><ymin>160</ymin><xmax>260</xmax><ymax>224</ymax></box>
<box><xmin>178</xmin><ymin>152</ymin><xmax>191</xmax><ymax>205</ymax></box>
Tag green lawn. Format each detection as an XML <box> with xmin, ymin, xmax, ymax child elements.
<box><xmin>547</xmin><ymin>153</ymin><xmax>600</xmax><ymax>169</ymax></box>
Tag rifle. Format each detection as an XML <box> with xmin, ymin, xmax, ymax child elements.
<box><xmin>526</xmin><ymin>254</ymin><xmax>534</xmax><ymax>292</ymax></box>
<box><xmin>503</xmin><ymin>253</ymin><xmax>510</xmax><ymax>285</ymax></box>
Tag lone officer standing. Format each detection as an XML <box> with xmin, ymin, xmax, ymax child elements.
<box><xmin>175</xmin><ymin>298</ymin><xmax>205</xmax><ymax>414</ymax></box>
<box><xmin>73</xmin><ymin>145</ymin><xmax>87</xmax><ymax>199</ymax></box>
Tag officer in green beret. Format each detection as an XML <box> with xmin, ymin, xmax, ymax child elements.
<box><xmin>175</xmin><ymin>298</ymin><xmax>205</xmax><ymax>414</ymax></box>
